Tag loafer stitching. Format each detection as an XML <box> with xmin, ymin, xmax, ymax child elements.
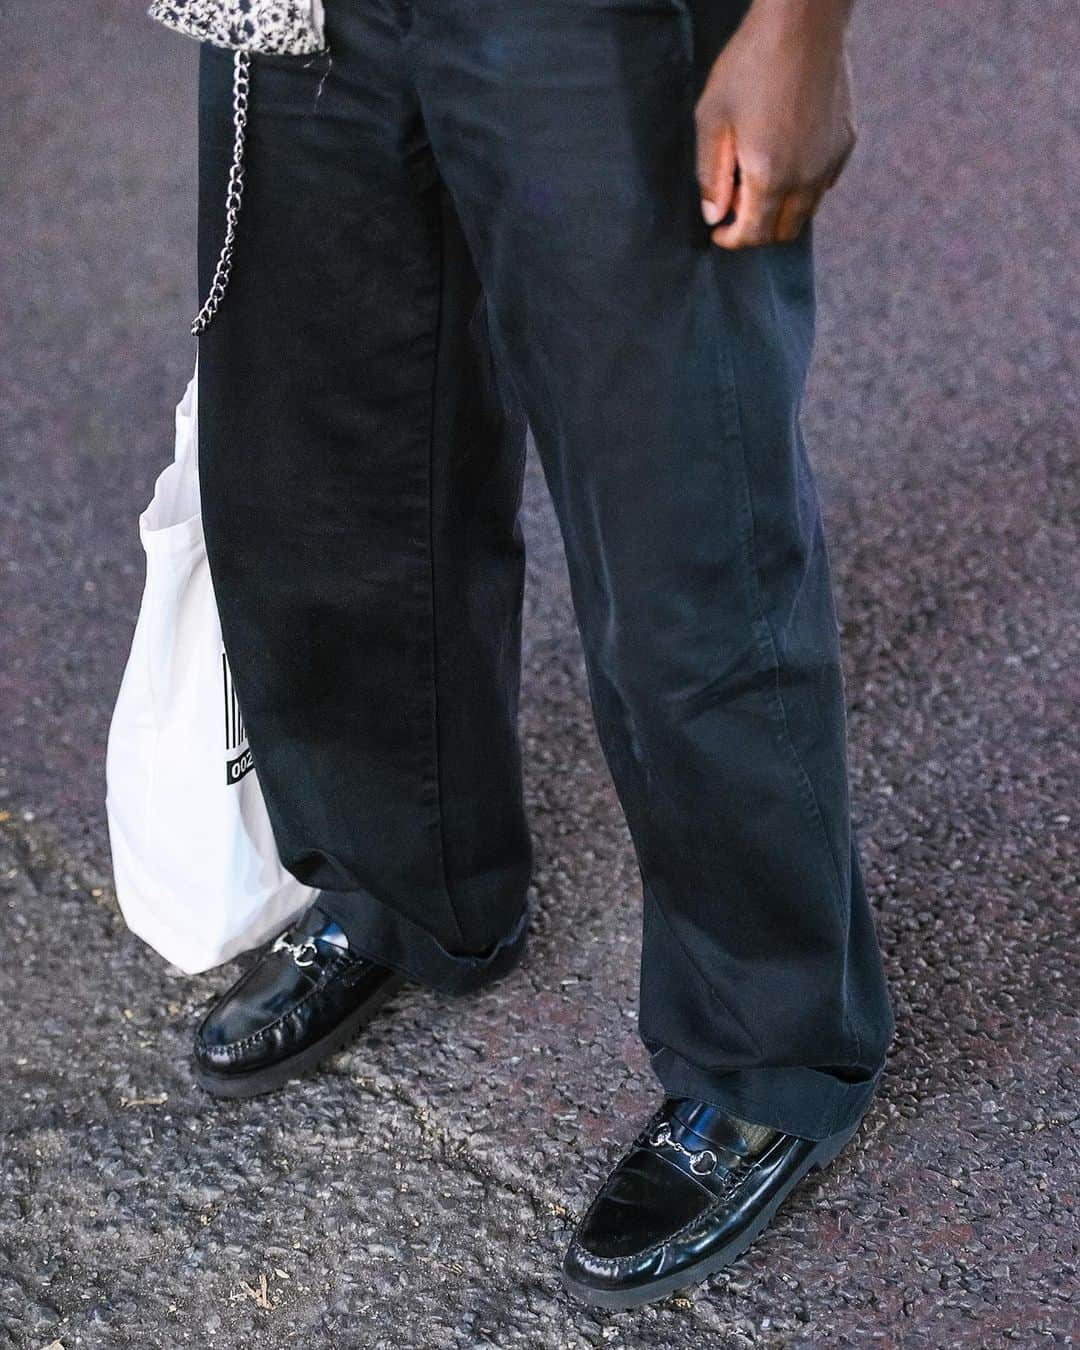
<box><xmin>570</xmin><ymin>1108</ymin><xmax>686</xmax><ymax>1239</ymax></box>
<box><xmin>568</xmin><ymin>1183</ymin><xmax>746</xmax><ymax>1273</ymax></box>
<box><xmin>196</xmin><ymin>952</ymin><xmax>360</xmax><ymax>1057</ymax></box>
<box><xmin>569</xmin><ymin>1141</ymin><xmax>780</xmax><ymax>1272</ymax></box>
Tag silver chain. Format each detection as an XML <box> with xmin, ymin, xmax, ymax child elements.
<box><xmin>272</xmin><ymin>935</ymin><xmax>319</xmax><ymax>968</ymax></box>
<box><xmin>649</xmin><ymin>1122</ymin><xmax>719</xmax><ymax>1176</ymax></box>
<box><xmin>191</xmin><ymin>49</ymin><xmax>251</xmax><ymax>337</ymax></box>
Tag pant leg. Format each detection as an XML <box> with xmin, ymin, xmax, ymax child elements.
<box><xmin>196</xmin><ymin>2</ymin><xmax>532</xmax><ymax>993</ymax></box>
<box><xmin>412</xmin><ymin>0</ymin><xmax>894</xmax><ymax>1137</ymax></box>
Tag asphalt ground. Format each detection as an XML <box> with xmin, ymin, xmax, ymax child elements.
<box><xmin>1</xmin><ymin>0</ymin><xmax>1077</xmax><ymax>1346</ymax></box>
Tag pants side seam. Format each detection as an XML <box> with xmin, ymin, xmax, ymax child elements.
<box><xmin>711</xmin><ymin>269</ymin><xmax>864</xmax><ymax>1080</ymax></box>
<box><xmin>644</xmin><ymin>882</ymin><xmax>766</xmax><ymax>1059</ymax></box>
<box><xmin>424</xmin><ymin>187</ymin><xmax>468</xmax><ymax>952</ymax></box>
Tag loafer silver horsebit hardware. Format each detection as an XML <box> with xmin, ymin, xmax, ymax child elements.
<box><xmin>272</xmin><ymin>935</ymin><xmax>320</xmax><ymax>968</ymax></box>
<box><xmin>649</xmin><ymin>1122</ymin><xmax>719</xmax><ymax>1176</ymax></box>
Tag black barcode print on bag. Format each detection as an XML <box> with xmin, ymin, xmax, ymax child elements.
<box><xmin>222</xmin><ymin>650</ymin><xmax>255</xmax><ymax>785</ymax></box>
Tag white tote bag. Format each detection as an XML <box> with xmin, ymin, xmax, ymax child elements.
<box><xmin>105</xmin><ymin>366</ymin><xmax>315</xmax><ymax>973</ymax></box>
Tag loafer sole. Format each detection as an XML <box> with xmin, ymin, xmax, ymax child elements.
<box><xmin>193</xmin><ymin>971</ymin><xmax>407</xmax><ymax>1099</ymax></box>
<box><xmin>560</xmin><ymin>1117</ymin><xmax>863</xmax><ymax>1310</ymax></box>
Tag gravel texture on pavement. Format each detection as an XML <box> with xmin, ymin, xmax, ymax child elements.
<box><xmin>1</xmin><ymin>1</ymin><xmax>1077</xmax><ymax>1346</ymax></box>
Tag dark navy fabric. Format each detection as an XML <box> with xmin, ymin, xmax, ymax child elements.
<box><xmin>196</xmin><ymin>0</ymin><xmax>894</xmax><ymax>1139</ymax></box>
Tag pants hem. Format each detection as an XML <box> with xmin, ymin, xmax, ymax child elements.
<box><xmin>650</xmin><ymin>1046</ymin><xmax>887</xmax><ymax>1141</ymax></box>
<box><xmin>316</xmin><ymin>886</ymin><xmax>530</xmax><ymax>996</ymax></box>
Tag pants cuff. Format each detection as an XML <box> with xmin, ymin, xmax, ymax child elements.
<box><xmin>316</xmin><ymin>886</ymin><xmax>530</xmax><ymax>996</ymax></box>
<box><xmin>650</xmin><ymin>1046</ymin><xmax>887</xmax><ymax>1141</ymax></box>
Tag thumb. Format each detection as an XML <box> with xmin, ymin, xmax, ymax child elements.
<box><xmin>698</xmin><ymin>125</ymin><xmax>736</xmax><ymax>227</ymax></box>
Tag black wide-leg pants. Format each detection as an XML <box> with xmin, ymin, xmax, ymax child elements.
<box><xmin>196</xmin><ymin>0</ymin><xmax>894</xmax><ymax>1140</ymax></box>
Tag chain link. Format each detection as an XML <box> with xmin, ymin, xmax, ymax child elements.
<box><xmin>272</xmin><ymin>935</ymin><xmax>320</xmax><ymax>968</ymax></box>
<box><xmin>191</xmin><ymin>49</ymin><xmax>251</xmax><ymax>337</ymax></box>
<box><xmin>649</xmin><ymin>1122</ymin><xmax>719</xmax><ymax>1176</ymax></box>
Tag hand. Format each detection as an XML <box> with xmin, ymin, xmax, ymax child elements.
<box><xmin>695</xmin><ymin>0</ymin><xmax>858</xmax><ymax>249</ymax></box>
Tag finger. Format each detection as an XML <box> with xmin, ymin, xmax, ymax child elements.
<box><xmin>710</xmin><ymin>171</ymin><xmax>785</xmax><ymax>250</ymax></box>
<box><xmin>698</xmin><ymin>126</ymin><xmax>736</xmax><ymax>227</ymax></box>
<box><xmin>774</xmin><ymin>186</ymin><xmax>823</xmax><ymax>243</ymax></box>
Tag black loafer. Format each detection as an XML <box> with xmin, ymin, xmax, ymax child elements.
<box><xmin>193</xmin><ymin>903</ymin><xmax>405</xmax><ymax>1098</ymax></box>
<box><xmin>561</xmin><ymin>1097</ymin><xmax>864</xmax><ymax>1309</ymax></box>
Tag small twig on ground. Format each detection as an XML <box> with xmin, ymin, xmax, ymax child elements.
<box><xmin>235</xmin><ymin>1273</ymin><xmax>274</xmax><ymax>1310</ymax></box>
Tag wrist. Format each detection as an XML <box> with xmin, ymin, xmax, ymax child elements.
<box><xmin>746</xmin><ymin>0</ymin><xmax>855</xmax><ymax>36</ymax></box>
